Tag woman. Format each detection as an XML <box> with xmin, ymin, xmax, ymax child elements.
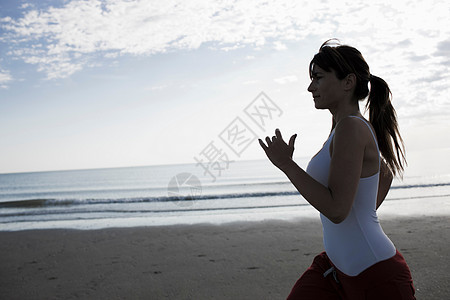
<box><xmin>259</xmin><ymin>40</ymin><xmax>416</xmax><ymax>299</ymax></box>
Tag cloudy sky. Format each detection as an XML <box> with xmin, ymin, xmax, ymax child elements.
<box><xmin>0</xmin><ymin>0</ymin><xmax>449</xmax><ymax>174</ymax></box>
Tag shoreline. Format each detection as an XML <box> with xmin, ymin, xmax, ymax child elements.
<box><xmin>2</xmin><ymin>194</ymin><xmax>449</xmax><ymax>232</ymax></box>
<box><xmin>1</xmin><ymin>215</ymin><xmax>449</xmax><ymax>299</ymax></box>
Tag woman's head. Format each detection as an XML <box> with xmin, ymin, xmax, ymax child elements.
<box><xmin>309</xmin><ymin>40</ymin><xmax>370</xmax><ymax>102</ymax></box>
<box><xmin>309</xmin><ymin>39</ymin><xmax>406</xmax><ymax>177</ymax></box>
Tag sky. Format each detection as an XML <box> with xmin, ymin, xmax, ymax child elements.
<box><xmin>0</xmin><ymin>0</ymin><xmax>449</xmax><ymax>175</ymax></box>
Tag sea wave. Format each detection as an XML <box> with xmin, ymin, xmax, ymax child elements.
<box><xmin>1</xmin><ymin>180</ymin><xmax>450</xmax><ymax>209</ymax></box>
<box><xmin>0</xmin><ymin>191</ymin><xmax>301</xmax><ymax>208</ymax></box>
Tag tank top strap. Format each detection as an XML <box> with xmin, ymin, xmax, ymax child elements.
<box><xmin>347</xmin><ymin>116</ymin><xmax>380</xmax><ymax>166</ymax></box>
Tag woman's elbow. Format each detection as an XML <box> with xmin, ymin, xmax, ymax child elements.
<box><xmin>328</xmin><ymin>209</ymin><xmax>350</xmax><ymax>224</ymax></box>
<box><xmin>330</xmin><ymin>215</ymin><xmax>346</xmax><ymax>224</ymax></box>
<box><xmin>326</xmin><ymin>191</ymin><xmax>352</xmax><ymax>224</ymax></box>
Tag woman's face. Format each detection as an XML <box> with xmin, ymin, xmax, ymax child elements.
<box><xmin>307</xmin><ymin>65</ymin><xmax>345</xmax><ymax>110</ymax></box>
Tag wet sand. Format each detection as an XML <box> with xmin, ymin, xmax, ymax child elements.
<box><xmin>0</xmin><ymin>215</ymin><xmax>448</xmax><ymax>299</ymax></box>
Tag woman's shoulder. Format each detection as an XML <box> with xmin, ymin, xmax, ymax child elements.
<box><xmin>333</xmin><ymin>116</ymin><xmax>375</xmax><ymax>147</ymax></box>
<box><xmin>335</xmin><ymin>116</ymin><xmax>369</xmax><ymax>135</ymax></box>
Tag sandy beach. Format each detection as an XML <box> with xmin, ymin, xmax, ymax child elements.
<box><xmin>0</xmin><ymin>215</ymin><xmax>448</xmax><ymax>299</ymax></box>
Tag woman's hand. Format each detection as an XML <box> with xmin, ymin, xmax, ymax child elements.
<box><xmin>259</xmin><ymin>128</ymin><xmax>297</xmax><ymax>171</ymax></box>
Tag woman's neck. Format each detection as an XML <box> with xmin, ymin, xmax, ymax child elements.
<box><xmin>331</xmin><ymin>104</ymin><xmax>362</xmax><ymax>125</ymax></box>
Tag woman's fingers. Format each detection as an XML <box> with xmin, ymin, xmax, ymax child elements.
<box><xmin>289</xmin><ymin>134</ymin><xmax>297</xmax><ymax>148</ymax></box>
<box><xmin>275</xmin><ymin>128</ymin><xmax>283</xmax><ymax>140</ymax></box>
<box><xmin>258</xmin><ymin>139</ymin><xmax>268</xmax><ymax>151</ymax></box>
<box><xmin>261</xmin><ymin>130</ymin><xmax>297</xmax><ymax>150</ymax></box>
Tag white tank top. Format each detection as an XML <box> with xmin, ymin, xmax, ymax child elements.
<box><xmin>306</xmin><ymin>116</ymin><xmax>396</xmax><ymax>276</ymax></box>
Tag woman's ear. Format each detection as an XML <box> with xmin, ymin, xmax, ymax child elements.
<box><xmin>343</xmin><ymin>73</ymin><xmax>356</xmax><ymax>91</ymax></box>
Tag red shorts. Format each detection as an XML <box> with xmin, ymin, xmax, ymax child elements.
<box><xmin>287</xmin><ymin>250</ymin><xmax>416</xmax><ymax>300</ymax></box>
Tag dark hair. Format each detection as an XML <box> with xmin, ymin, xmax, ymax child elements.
<box><xmin>310</xmin><ymin>39</ymin><xmax>406</xmax><ymax>177</ymax></box>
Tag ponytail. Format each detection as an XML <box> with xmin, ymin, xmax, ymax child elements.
<box><xmin>366</xmin><ymin>75</ymin><xmax>406</xmax><ymax>177</ymax></box>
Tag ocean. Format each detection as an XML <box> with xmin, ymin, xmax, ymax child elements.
<box><xmin>1</xmin><ymin>159</ymin><xmax>450</xmax><ymax>231</ymax></box>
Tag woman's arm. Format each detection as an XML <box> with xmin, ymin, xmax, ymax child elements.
<box><xmin>260</xmin><ymin>118</ymin><xmax>365</xmax><ymax>224</ymax></box>
<box><xmin>280</xmin><ymin>160</ymin><xmax>349</xmax><ymax>224</ymax></box>
<box><xmin>331</xmin><ymin>115</ymin><xmax>336</xmax><ymax>132</ymax></box>
<box><xmin>377</xmin><ymin>160</ymin><xmax>393</xmax><ymax>209</ymax></box>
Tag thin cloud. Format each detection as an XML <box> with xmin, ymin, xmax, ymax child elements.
<box><xmin>145</xmin><ymin>84</ymin><xmax>169</xmax><ymax>91</ymax></box>
<box><xmin>1</xmin><ymin>1</ymin><xmax>447</xmax><ymax>82</ymax></box>
<box><xmin>0</xmin><ymin>67</ymin><xmax>12</xmax><ymax>89</ymax></box>
<box><xmin>0</xmin><ymin>0</ymin><xmax>448</xmax><ymax>119</ymax></box>
<box><xmin>273</xmin><ymin>41</ymin><xmax>287</xmax><ymax>51</ymax></box>
<box><xmin>274</xmin><ymin>75</ymin><xmax>298</xmax><ymax>85</ymax></box>
<box><xmin>0</xmin><ymin>0</ymin><xmax>324</xmax><ymax>80</ymax></box>
<box><xmin>407</xmin><ymin>53</ymin><xmax>429</xmax><ymax>62</ymax></box>
<box><xmin>435</xmin><ymin>40</ymin><xmax>450</xmax><ymax>57</ymax></box>
<box><xmin>243</xmin><ymin>79</ymin><xmax>259</xmax><ymax>85</ymax></box>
